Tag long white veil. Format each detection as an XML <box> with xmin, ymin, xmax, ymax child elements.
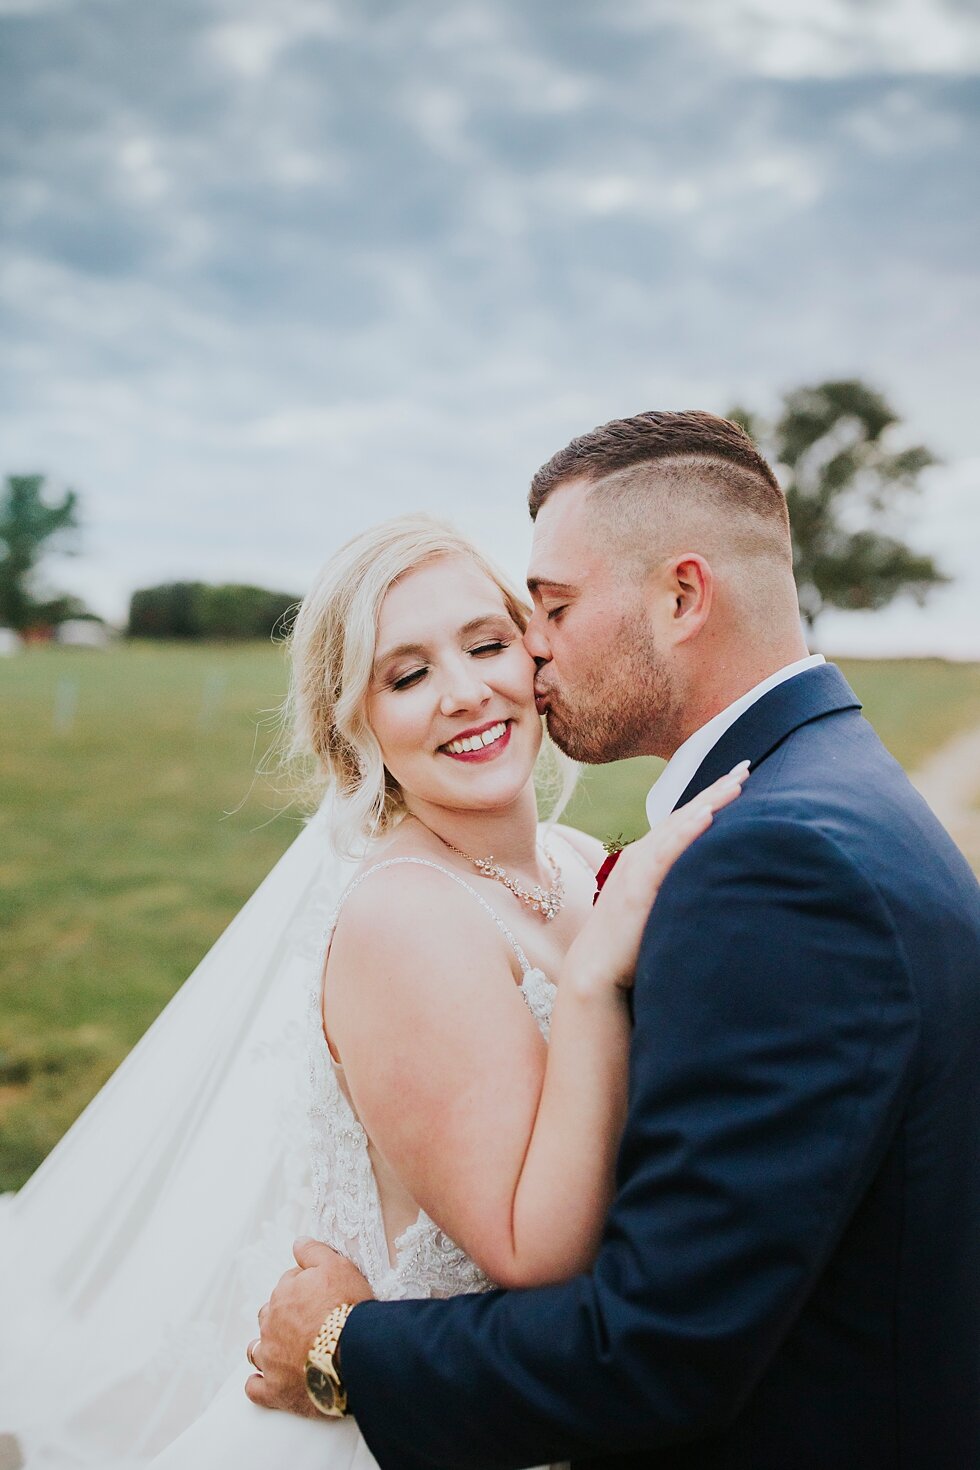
<box><xmin>0</xmin><ymin>798</ymin><xmax>356</xmax><ymax>1467</ymax></box>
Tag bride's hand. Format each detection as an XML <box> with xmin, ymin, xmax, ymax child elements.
<box><xmin>565</xmin><ymin>762</ymin><xmax>751</xmax><ymax>995</ymax></box>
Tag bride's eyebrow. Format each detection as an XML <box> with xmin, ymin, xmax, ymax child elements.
<box><xmin>457</xmin><ymin>613</ymin><xmax>514</xmax><ymax>638</ymax></box>
<box><xmin>373</xmin><ymin>640</ymin><xmax>427</xmax><ymax>676</ymax></box>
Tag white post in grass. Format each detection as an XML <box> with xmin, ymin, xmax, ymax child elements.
<box><xmin>53</xmin><ymin>675</ymin><xmax>78</xmax><ymax>734</ymax></box>
<box><xmin>198</xmin><ymin>671</ymin><xmax>228</xmax><ymax>732</ymax></box>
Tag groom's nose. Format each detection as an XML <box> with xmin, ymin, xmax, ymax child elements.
<box><xmin>522</xmin><ymin>610</ymin><xmax>551</xmax><ymax>664</ymax></box>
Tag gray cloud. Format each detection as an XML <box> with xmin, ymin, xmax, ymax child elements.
<box><xmin>1</xmin><ymin>0</ymin><xmax>977</xmax><ymax>653</ymax></box>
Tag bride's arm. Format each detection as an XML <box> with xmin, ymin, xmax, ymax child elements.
<box><xmin>327</xmin><ymin>867</ymin><xmax>601</xmax><ymax>1290</ymax></box>
<box><xmin>326</xmin><ymin>768</ymin><xmax>747</xmax><ymax>1290</ymax></box>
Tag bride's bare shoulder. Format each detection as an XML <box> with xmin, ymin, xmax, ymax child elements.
<box><xmin>323</xmin><ymin>842</ymin><xmax>529</xmax><ymax>1063</ymax></box>
<box><xmin>329</xmin><ymin>841</ymin><xmax>512</xmax><ymax>980</ymax></box>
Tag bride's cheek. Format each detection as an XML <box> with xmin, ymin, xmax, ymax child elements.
<box><xmin>510</xmin><ymin>647</ymin><xmax>538</xmax><ymax>696</ymax></box>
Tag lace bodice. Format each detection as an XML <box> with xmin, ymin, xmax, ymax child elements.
<box><xmin>307</xmin><ymin>856</ymin><xmax>558</xmax><ymax>1301</ymax></box>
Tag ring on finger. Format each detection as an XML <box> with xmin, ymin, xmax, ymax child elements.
<box><xmin>246</xmin><ymin>1337</ymin><xmax>262</xmax><ymax>1372</ymax></box>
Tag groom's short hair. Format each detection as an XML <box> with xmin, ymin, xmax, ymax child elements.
<box><xmin>528</xmin><ymin>410</ymin><xmax>790</xmax><ymax>544</ymax></box>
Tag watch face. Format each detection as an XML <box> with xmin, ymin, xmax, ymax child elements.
<box><xmin>306</xmin><ymin>1362</ymin><xmax>337</xmax><ymax>1412</ymax></box>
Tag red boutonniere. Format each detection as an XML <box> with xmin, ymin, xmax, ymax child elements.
<box><xmin>593</xmin><ymin>836</ymin><xmax>630</xmax><ymax>904</ymax></box>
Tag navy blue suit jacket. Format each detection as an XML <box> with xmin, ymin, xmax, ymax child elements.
<box><xmin>341</xmin><ymin>664</ymin><xmax>980</xmax><ymax>1469</ymax></box>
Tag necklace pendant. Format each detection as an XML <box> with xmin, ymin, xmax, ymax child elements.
<box><xmin>438</xmin><ymin>834</ymin><xmax>565</xmax><ymax>922</ymax></box>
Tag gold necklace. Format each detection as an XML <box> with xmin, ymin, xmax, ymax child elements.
<box><xmin>440</xmin><ymin>838</ymin><xmax>565</xmax><ymax>922</ymax></box>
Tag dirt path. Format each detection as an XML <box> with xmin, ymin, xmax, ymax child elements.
<box><xmin>910</xmin><ymin>721</ymin><xmax>980</xmax><ymax>873</ymax></box>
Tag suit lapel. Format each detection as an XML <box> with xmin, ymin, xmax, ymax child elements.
<box><xmin>673</xmin><ymin>663</ymin><xmax>863</xmax><ymax>811</ymax></box>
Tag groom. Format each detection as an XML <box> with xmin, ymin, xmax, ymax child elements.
<box><xmin>249</xmin><ymin>411</ymin><xmax>980</xmax><ymax>1467</ymax></box>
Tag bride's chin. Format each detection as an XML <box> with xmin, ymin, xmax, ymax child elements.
<box><xmin>440</xmin><ymin>766</ymin><xmax>536</xmax><ymax>810</ymax></box>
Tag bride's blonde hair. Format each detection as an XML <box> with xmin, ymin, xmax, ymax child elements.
<box><xmin>283</xmin><ymin>513</ymin><xmax>575</xmax><ymax>855</ymax></box>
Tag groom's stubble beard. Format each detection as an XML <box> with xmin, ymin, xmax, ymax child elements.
<box><xmin>542</xmin><ymin>609</ymin><xmax>678</xmax><ymax>764</ymax></box>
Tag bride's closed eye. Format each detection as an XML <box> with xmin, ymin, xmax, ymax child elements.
<box><xmin>389</xmin><ymin>641</ymin><xmax>510</xmax><ymax>691</ymax></box>
<box><xmin>391</xmin><ymin>666</ymin><xmax>428</xmax><ymax>691</ymax></box>
<box><xmin>469</xmin><ymin>639</ymin><xmax>510</xmax><ymax>657</ymax></box>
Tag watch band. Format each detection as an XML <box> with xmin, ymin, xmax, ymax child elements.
<box><xmin>305</xmin><ymin>1303</ymin><xmax>355</xmax><ymax>1417</ymax></box>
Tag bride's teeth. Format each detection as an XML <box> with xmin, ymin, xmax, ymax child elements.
<box><xmin>445</xmin><ymin>722</ymin><xmax>507</xmax><ymax>756</ymax></box>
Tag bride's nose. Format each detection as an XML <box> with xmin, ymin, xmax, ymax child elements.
<box><xmin>438</xmin><ymin>661</ymin><xmax>493</xmax><ymax>717</ymax></box>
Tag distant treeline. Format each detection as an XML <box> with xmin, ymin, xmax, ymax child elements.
<box><xmin>128</xmin><ymin>582</ymin><xmax>299</xmax><ymax>640</ymax></box>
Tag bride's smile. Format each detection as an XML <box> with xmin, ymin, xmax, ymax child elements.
<box><xmin>439</xmin><ymin>717</ymin><xmax>512</xmax><ymax>761</ymax></box>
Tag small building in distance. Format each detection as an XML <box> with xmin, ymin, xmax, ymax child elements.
<box><xmin>55</xmin><ymin>620</ymin><xmax>112</xmax><ymax>649</ymax></box>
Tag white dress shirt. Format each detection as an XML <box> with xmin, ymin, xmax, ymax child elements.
<box><xmin>645</xmin><ymin>654</ymin><xmax>826</xmax><ymax>828</ymax></box>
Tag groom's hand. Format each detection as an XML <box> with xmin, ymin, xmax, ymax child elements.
<box><xmin>245</xmin><ymin>1238</ymin><xmax>374</xmax><ymax>1417</ymax></box>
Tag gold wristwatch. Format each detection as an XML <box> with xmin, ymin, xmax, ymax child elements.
<box><xmin>305</xmin><ymin>1303</ymin><xmax>355</xmax><ymax>1417</ymax></box>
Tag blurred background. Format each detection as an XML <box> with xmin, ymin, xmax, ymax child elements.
<box><xmin>2</xmin><ymin>0</ymin><xmax>979</xmax><ymax>1189</ymax></box>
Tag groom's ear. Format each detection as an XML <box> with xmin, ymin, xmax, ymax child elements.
<box><xmin>669</xmin><ymin>555</ymin><xmax>713</xmax><ymax>643</ymax></box>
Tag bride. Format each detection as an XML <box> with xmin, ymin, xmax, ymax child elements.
<box><xmin>0</xmin><ymin>514</ymin><xmax>745</xmax><ymax>1468</ymax></box>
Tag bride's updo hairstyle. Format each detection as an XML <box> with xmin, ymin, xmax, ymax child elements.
<box><xmin>284</xmin><ymin>513</ymin><xmax>571</xmax><ymax>856</ymax></box>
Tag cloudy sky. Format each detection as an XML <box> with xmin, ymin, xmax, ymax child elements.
<box><xmin>2</xmin><ymin>0</ymin><xmax>978</xmax><ymax>654</ymax></box>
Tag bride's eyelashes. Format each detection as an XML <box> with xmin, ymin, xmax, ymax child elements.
<box><xmin>388</xmin><ymin>640</ymin><xmax>512</xmax><ymax>692</ymax></box>
<box><xmin>470</xmin><ymin>639</ymin><xmax>510</xmax><ymax>657</ymax></box>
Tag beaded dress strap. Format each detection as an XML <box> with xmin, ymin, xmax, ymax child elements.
<box><xmin>329</xmin><ymin>857</ymin><xmax>533</xmax><ymax>976</ymax></box>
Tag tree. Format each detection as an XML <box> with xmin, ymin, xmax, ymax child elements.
<box><xmin>127</xmin><ymin>582</ymin><xmax>299</xmax><ymax>640</ymax></box>
<box><xmin>127</xmin><ymin>582</ymin><xmax>206</xmax><ymax>639</ymax></box>
<box><xmin>0</xmin><ymin>475</ymin><xmax>80</xmax><ymax>632</ymax></box>
<box><xmin>195</xmin><ymin>583</ymin><xmax>299</xmax><ymax>640</ymax></box>
<box><xmin>729</xmin><ymin>380</ymin><xmax>948</xmax><ymax>632</ymax></box>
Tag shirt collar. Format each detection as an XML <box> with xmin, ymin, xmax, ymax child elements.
<box><xmin>645</xmin><ymin>654</ymin><xmax>826</xmax><ymax>829</ymax></box>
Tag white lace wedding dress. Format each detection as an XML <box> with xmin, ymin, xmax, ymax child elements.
<box><xmin>149</xmin><ymin>856</ymin><xmax>563</xmax><ymax>1470</ymax></box>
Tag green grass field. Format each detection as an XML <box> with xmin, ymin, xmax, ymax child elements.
<box><xmin>2</xmin><ymin>643</ymin><xmax>979</xmax><ymax>1191</ymax></box>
